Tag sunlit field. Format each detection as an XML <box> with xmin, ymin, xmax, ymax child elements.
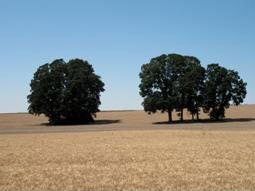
<box><xmin>0</xmin><ymin>105</ymin><xmax>255</xmax><ymax>190</ymax></box>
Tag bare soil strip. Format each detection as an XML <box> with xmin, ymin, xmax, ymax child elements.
<box><xmin>0</xmin><ymin>106</ymin><xmax>255</xmax><ymax>135</ymax></box>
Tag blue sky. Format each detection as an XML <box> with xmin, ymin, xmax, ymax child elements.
<box><xmin>0</xmin><ymin>0</ymin><xmax>254</xmax><ymax>112</ymax></box>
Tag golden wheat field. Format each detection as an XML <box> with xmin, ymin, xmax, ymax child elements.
<box><xmin>0</xmin><ymin>105</ymin><xmax>255</xmax><ymax>190</ymax></box>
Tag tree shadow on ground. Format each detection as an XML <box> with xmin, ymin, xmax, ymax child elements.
<box><xmin>153</xmin><ymin>118</ymin><xmax>255</xmax><ymax>125</ymax></box>
<box><xmin>90</xmin><ymin>119</ymin><xmax>121</xmax><ymax>125</ymax></box>
<box><xmin>40</xmin><ymin>119</ymin><xmax>121</xmax><ymax>126</ymax></box>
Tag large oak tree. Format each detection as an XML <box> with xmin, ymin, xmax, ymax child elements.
<box><xmin>27</xmin><ymin>59</ymin><xmax>105</xmax><ymax>125</ymax></box>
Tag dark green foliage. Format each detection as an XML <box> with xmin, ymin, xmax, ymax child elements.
<box><xmin>183</xmin><ymin>56</ymin><xmax>205</xmax><ymax>120</ymax></box>
<box><xmin>139</xmin><ymin>53</ymin><xmax>193</xmax><ymax>122</ymax></box>
<box><xmin>139</xmin><ymin>54</ymin><xmax>247</xmax><ymax>122</ymax></box>
<box><xmin>203</xmin><ymin>64</ymin><xmax>247</xmax><ymax>120</ymax></box>
<box><xmin>139</xmin><ymin>54</ymin><xmax>183</xmax><ymax>122</ymax></box>
<box><xmin>27</xmin><ymin>59</ymin><xmax>105</xmax><ymax>125</ymax></box>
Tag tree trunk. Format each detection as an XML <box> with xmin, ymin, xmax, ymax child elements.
<box><xmin>196</xmin><ymin>111</ymin><xmax>200</xmax><ymax>121</ymax></box>
<box><xmin>180</xmin><ymin>108</ymin><xmax>184</xmax><ymax>121</ymax></box>
<box><xmin>168</xmin><ymin>109</ymin><xmax>172</xmax><ymax>123</ymax></box>
<box><xmin>85</xmin><ymin>113</ymin><xmax>94</xmax><ymax>123</ymax></box>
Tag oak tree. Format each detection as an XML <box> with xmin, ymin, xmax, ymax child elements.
<box><xmin>203</xmin><ymin>64</ymin><xmax>247</xmax><ymax>120</ymax></box>
<box><xmin>27</xmin><ymin>59</ymin><xmax>105</xmax><ymax>125</ymax></box>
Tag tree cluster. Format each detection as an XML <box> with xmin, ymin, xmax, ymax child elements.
<box><xmin>139</xmin><ymin>53</ymin><xmax>247</xmax><ymax>122</ymax></box>
<box><xmin>28</xmin><ymin>54</ymin><xmax>247</xmax><ymax>125</ymax></box>
<box><xmin>27</xmin><ymin>59</ymin><xmax>105</xmax><ymax>125</ymax></box>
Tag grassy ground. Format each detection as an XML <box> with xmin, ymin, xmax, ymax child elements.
<box><xmin>0</xmin><ymin>106</ymin><xmax>255</xmax><ymax>190</ymax></box>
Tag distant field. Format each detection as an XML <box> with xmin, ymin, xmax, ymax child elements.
<box><xmin>0</xmin><ymin>105</ymin><xmax>255</xmax><ymax>190</ymax></box>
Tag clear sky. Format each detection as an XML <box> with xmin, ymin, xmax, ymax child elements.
<box><xmin>0</xmin><ymin>0</ymin><xmax>254</xmax><ymax>112</ymax></box>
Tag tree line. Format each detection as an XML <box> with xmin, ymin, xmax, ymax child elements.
<box><xmin>139</xmin><ymin>53</ymin><xmax>247</xmax><ymax>122</ymax></box>
<box><xmin>28</xmin><ymin>54</ymin><xmax>247</xmax><ymax>124</ymax></box>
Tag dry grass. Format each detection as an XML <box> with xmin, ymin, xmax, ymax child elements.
<box><xmin>0</xmin><ymin>106</ymin><xmax>255</xmax><ymax>190</ymax></box>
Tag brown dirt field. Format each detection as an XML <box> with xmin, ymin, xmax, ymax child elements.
<box><xmin>0</xmin><ymin>105</ymin><xmax>255</xmax><ymax>134</ymax></box>
<box><xmin>0</xmin><ymin>105</ymin><xmax>255</xmax><ymax>190</ymax></box>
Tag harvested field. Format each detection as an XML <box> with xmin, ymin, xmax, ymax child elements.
<box><xmin>0</xmin><ymin>105</ymin><xmax>255</xmax><ymax>190</ymax></box>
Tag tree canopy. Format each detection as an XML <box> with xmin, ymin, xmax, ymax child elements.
<box><xmin>139</xmin><ymin>53</ymin><xmax>247</xmax><ymax>122</ymax></box>
<box><xmin>203</xmin><ymin>64</ymin><xmax>247</xmax><ymax>120</ymax></box>
<box><xmin>27</xmin><ymin>59</ymin><xmax>105</xmax><ymax>125</ymax></box>
<box><xmin>139</xmin><ymin>54</ymin><xmax>180</xmax><ymax>122</ymax></box>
